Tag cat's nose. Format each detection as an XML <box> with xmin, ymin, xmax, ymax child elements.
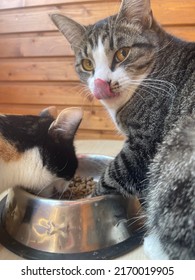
<box><xmin>93</xmin><ymin>78</ymin><xmax>117</xmax><ymax>100</ymax></box>
<box><xmin>108</xmin><ymin>80</ymin><xmax>119</xmax><ymax>89</ymax></box>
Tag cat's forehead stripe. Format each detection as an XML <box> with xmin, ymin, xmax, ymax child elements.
<box><xmin>84</xmin><ymin>45</ymin><xmax>88</xmax><ymax>57</ymax></box>
<box><xmin>87</xmin><ymin>21</ymin><xmax>112</xmax><ymax>52</ymax></box>
<box><xmin>88</xmin><ymin>38</ymin><xmax>94</xmax><ymax>49</ymax></box>
<box><xmin>92</xmin><ymin>37</ymin><xmax>109</xmax><ymax>72</ymax></box>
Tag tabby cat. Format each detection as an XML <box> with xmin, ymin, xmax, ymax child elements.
<box><xmin>51</xmin><ymin>0</ymin><xmax>195</xmax><ymax>259</ymax></box>
<box><xmin>0</xmin><ymin>107</ymin><xmax>82</xmax><ymax>195</ymax></box>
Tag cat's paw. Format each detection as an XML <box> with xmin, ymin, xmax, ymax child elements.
<box><xmin>92</xmin><ymin>180</ymin><xmax>115</xmax><ymax>197</ymax></box>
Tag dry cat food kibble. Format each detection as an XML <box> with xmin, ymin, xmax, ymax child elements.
<box><xmin>61</xmin><ymin>175</ymin><xmax>96</xmax><ymax>200</ymax></box>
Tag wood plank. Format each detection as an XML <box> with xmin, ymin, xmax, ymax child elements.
<box><xmin>0</xmin><ymin>0</ymin><xmax>96</xmax><ymax>10</ymax></box>
<box><xmin>0</xmin><ymin>33</ymin><xmax>73</xmax><ymax>58</ymax></box>
<box><xmin>83</xmin><ymin>107</ymin><xmax>115</xmax><ymax>131</ymax></box>
<box><xmin>76</xmin><ymin>129</ymin><xmax>124</xmax><ymax>140</ymax></box>
<box><xmin>0</xmin><ymin>82</ymin><xmax>99</xmax><ymax>106</ymax></box>
<box><xmin>0</xmin><ymin>2</ymin><xmax>119</xmax><ymax>34</ymax></box>
<box><xmin>165</xmin><ymin>26</ymin><xmax>195</xmax><ymax>42</ymax></box>
<box><xmin>0</xmin><ymin>104</ymin><xmax>116</xmax><ymax>132</ymax></box>
<box><xmin>0</xmin><ymin>57</ymin><xmax>78</xmax><ymax>81</ymax></box>
<box><xmin>1</xmin><ymin>0</ymin><xmax>195</xmax><ymax>18</ymax></box>
<box><xmin>0</xmin><ymin>25</ymin><xmax>194</xmax><ymax>58</ymax></box>
<box><xmin>0</xmin><ymin>1</ymin><xmax>195</xmax><ymax>34</ymax></box>
<box><xmin>151</xmin><ymin>0</ymin><xmax>195</xmax><ymax>26</ymax></box>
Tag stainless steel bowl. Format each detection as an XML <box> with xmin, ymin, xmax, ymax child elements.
<box><xmin>0</xmin><ymin>154</ymin><xmax>144</xmax><ymax>259</ymax></box>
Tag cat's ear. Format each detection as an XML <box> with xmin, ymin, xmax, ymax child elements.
<box><xmin>39</xmin><ymin>106</ymin><xmax>58</xmax><ymax>119</ymax></box>
<box><xmin>49</xmin><ymin>107</ymin><xmax>83</xmax><ymax>141</ymax></box>
<box><xmin>117</xmin><ymin>0</ymin><xmax>153</xmax><ymax>28</ymax></box>
<box><xmin>50</xmin><ymin>14</ymin><xmax>86</xmax><ymax>49</ymax></box>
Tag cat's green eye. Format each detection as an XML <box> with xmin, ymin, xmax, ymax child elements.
<box><xmin>115</xmin><ymin>47</ymin><xmax>131</xmax><ymax>63</ymax></box>
<box><xmin>81</xmin><ymin>59</ymin><xmax>94</xmax><ymax>71</ymax></box>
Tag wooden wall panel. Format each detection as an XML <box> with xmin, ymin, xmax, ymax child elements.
<box><xmin>0</xmin><ymin>57</ymin><xmax>77</xmax><ymax>81</ymax></box>
<box><xmin>0</xmin><ymin>0</ymin><xmax>194</xmax><ymax>139</ymax></box>
<box><xmin>0</xmin><ymin>1</ymin><xmax>195</xmax><ymax>34</ymax></box>
<box><xmin>0</xmin><ymin>82</ymin><xmax>96</xmax><ymax>104</ymax></box>
<box><xmin>0</xmin><ymin>0</ymin><xmax>94</xmax><ymax>10</ymax></box>
<box><xmin>1</xmin><ymin>0</ymin><xmax>195</xmax><ymax>14</ymax></box>
<box><xmin>0</xmin><ymin>33</ymin><xmax>73</xmax><ymax>58</ymax></box>
<box><xmin>0</xmin><ymin>3</ymin><xmax>118</xmax><ymax>34</ymax></box>
<box><xmin>0</xmin><ymin>25</ymin><xmax>194</xmax><ymax>59</ymax></box>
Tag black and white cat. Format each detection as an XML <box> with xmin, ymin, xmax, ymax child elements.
<box><xmin>0</xmin><ymin>106</ymin><xmax>82</xmax><ymax>195</ymax></box>
<box><xmin>51</xmin><ymin>0</ymin><xmax>195</xmax><ymax>259</ymax></box>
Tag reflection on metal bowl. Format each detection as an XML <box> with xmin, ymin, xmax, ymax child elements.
<box><xmin>0</xmin><ymin>154</ymin><xmax>144</xmax><ymax>259</ymax></box>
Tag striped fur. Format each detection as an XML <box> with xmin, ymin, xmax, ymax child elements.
<box><xmin>51</xmin><ymin>0</ymin><xmax>195</xmax><ymax>259</ymax></box>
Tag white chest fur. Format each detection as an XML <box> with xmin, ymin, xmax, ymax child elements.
<box><xmin>0</xmin><ymin>147</ymin><xmax>57</xmax><ymax>193</ymax></box>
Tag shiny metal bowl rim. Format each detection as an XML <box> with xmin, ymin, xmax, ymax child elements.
<box><xmin>21</xmin><ymin>153</ymin><xmax>115</xmax><ymax>204</ymax></box>
<box><xmin>19</xmin><ymin>186</ymin><xmax>120</xmax><ymax>205</ymax></box>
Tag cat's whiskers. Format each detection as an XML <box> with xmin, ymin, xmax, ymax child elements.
<box><xmin>115</xmin><ymin>79</ymin><xmax>175</xmax><ymax>113</ymax></box>
<box><xmin>77</xmin><ymin>84</ymin><xmax>95</xmax><ymax>104</ymax></box>
<box><xmin>152</xmin><ymin>69</ymin><xmax>186</xmax><ymax>81</ymax></box>
<box><xmin>126</xmin><ymin>213</ymin><xmax>146</xmax><ymax>224</ymax></box>
<box><xmin>57</xmin><ymin>161</ymin><xmax>68</xmax><ymax>173</ymax></box>
<box><xmin>120</xmin><ymin>77</ymin><xmax>176</xmax><ymax>100</ymax></box>
<box><xmin>119</xmin><ymin>79</ymin><xmax>154</xmax><ymax>96</ymax></box>
<box><xmin>139</xmin><ymin>84</ymin><xmax>173</xmax><ymax>101</ymax></box>
<box><xmin>141</xmin><ymin>83</ymin><xmax>176</xmax><ymax>98</ymax></box>
<box><xmin>58</xmin><ymin>184</ymin><xmax>69</xmax><ymax>199</ymax></box>
<box><xmin>143</xmin><ymin>78</ymin><xmax>177</xmax><ymax>91</ymax></box>
<box><xmin>154</xmin><ymin>38</ymin><xmax>174</xmax><ymax>56</ymax></box>
<box><xmin>125</xmin><ymin>213</ymin><xmax>146</xmax><ymax>230</ymax></box>
<box><xmin>136</xmin><ymin>88</ymin><xmax>154</xmax><ymax>102</ymax></box>
<box><xmin>81</xmin><ymin>90</ymin><xmax>94</xmax><ymax>103</ymax></box>
<box><xmin>122</xmin><ymin>76</ymin><xmax>177</xmax><ymax>92</ymax></box>
<box><xmin>34</xmin><ymin>184</ymin><xmax>53</xmax><ymax>197</ymax></box>
<box><xmin>136</xmin><ymin>84</ymin><xmax>157</xmax><ymax>99</ymax></box>
<box><xmin>72</xmin><ymin>83</ymin><xmax>89</xmax><ymax>95</ymax></box>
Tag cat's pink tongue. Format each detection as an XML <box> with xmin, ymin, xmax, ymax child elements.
<box><xmin>93</xmin><ymin>79</ymin><xmax>117</xmax><ymax>100</ymax></box>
